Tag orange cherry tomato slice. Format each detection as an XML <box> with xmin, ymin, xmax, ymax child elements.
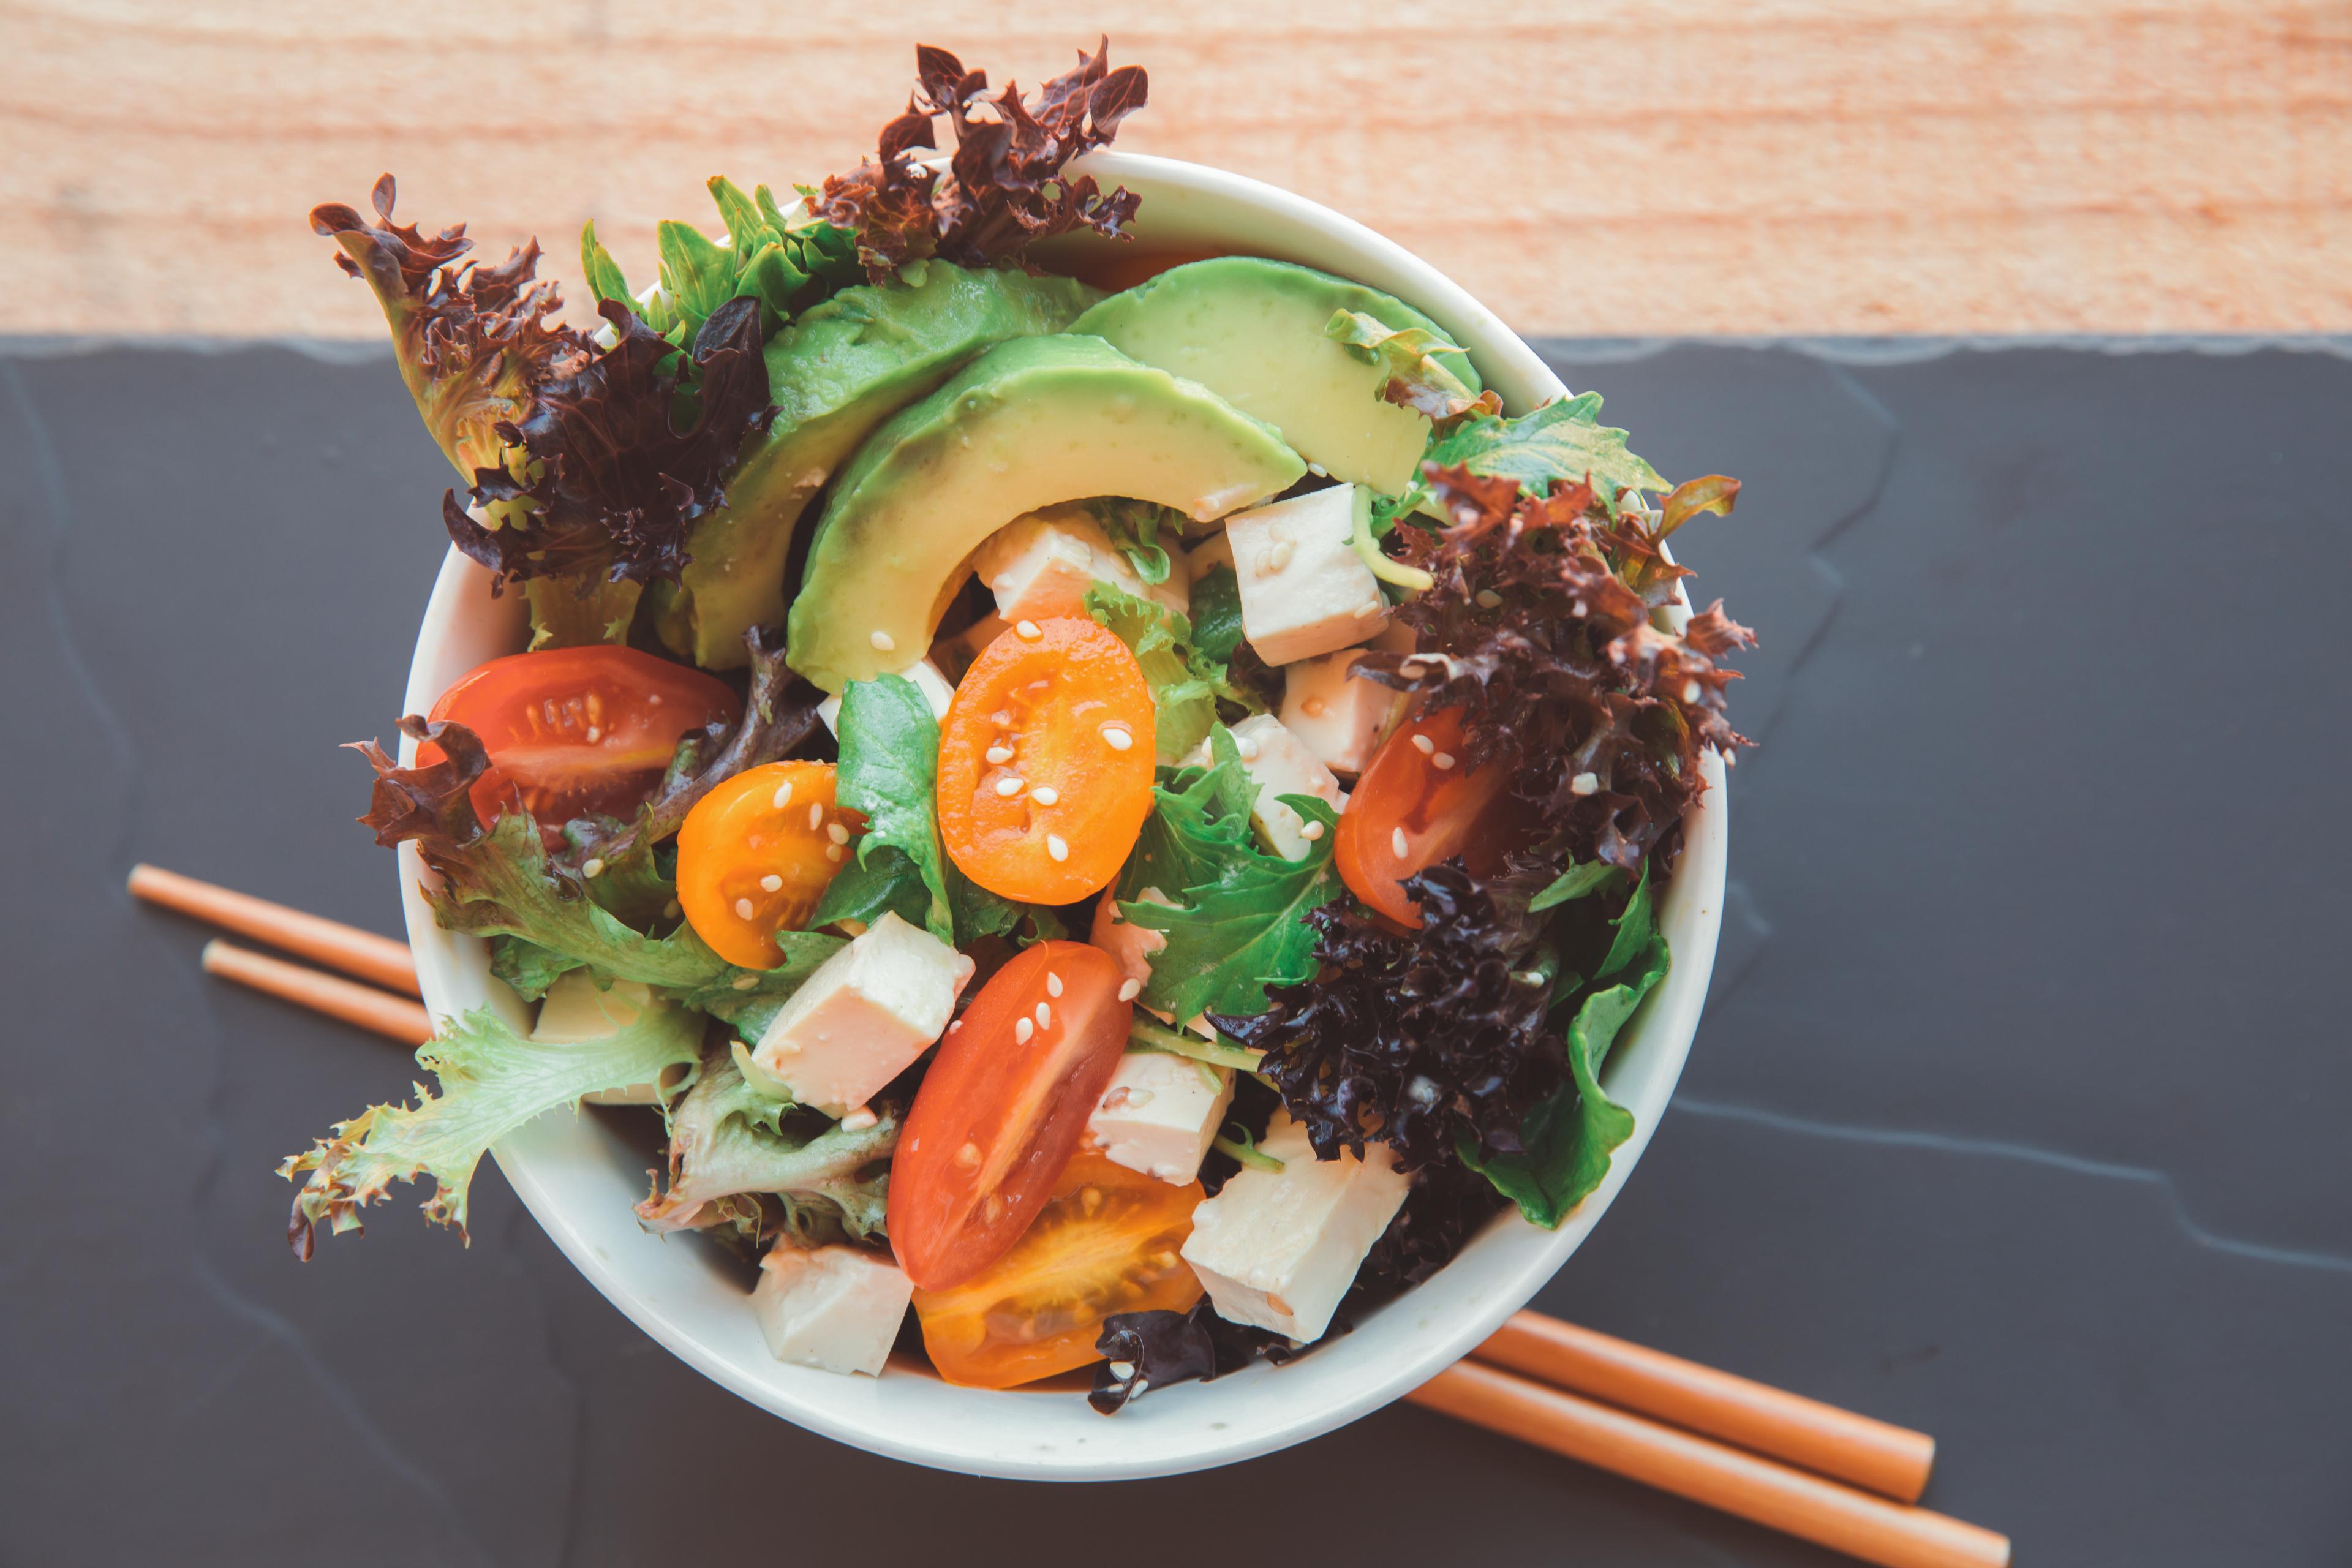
<box><xmin>911</xmin><ymin>1150</ymin><xmax>1204</xmax><ymax>1389</ymax></box>
<box><xmin>421</xmin><ymin>646</ymin><xmax>741</xmax><ymax>827</ymax></box>
<box><xmin>889</xmin><ymin>942</ymin><xmax>1135</xmax><ymax>1291</ymax></box>
<box><xmin>1334</xmin><ymin>706</ymin><xmax>1516</xmax><ymax>926</ymax></box>
<box><xmin>676</xmin><ymin>761</ymin><xmax>864</xmax><ymax>969</ymax></box>
<box><xmin>936</xmin><ymin>616</ymin><xmax>1156</xmax><ymax>905</ymax></box>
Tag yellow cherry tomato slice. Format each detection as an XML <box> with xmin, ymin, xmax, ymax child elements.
<box><xmin>676</xmin><ymin>761</ymin><xmax>861</xmax><ymax>968</ymax></box>
<box><xmin>937</xmin><ymin>616</ymin><xmax>1156</xmax><ymax>904</ymax></box>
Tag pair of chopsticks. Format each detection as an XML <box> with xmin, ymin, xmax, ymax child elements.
<box><xmin>132</xmin><ymin>861</ymin><xmax>2008</xmax><ymax>1567</ymax></box>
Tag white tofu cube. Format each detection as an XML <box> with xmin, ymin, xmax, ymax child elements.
<box><xmin>752</xmin><ymin>1242</ymin><xmax>913</xmax><ymax>1376</ymax></box>
<box><xmin>1223</xmin><ymin>484</ymin><xmax>1388</xmax><ymax>665</ymax></box>
<box><xmin>971</xmin><ymin>503</ymin><xmax>1188</xmax><ymax>625</ymax></box>
<box><xmin>751</xmin><ymin>911</ymin><xmax>970</xmax><ymax>1115</ymax></box>
<box><xmin>1180</xmin><ymin>1111</ymin><xmax>1412</xmax><ymax>1344</ymax></box>
<box><xmin>818</xmin><ymin>657</ymin><xmax>956</xmax><ymax>736</ymax></box>
<box><xmin>532</xmin><ymin>974</ymin><xmax>685</xmax><ymax>1105</ymax></box>
<box><xmin>1279</xmin><ymin>649</ymin><xmax>1406</xmax><ymax>776</ymax></box>
<box><xmin>1187</xmin><ymin>714</ymin><xmax>1347</xmax><ymax>862</ymax></box>
<box><xmin>1086</xmin><ymin>1050</ymin><xmax>1235</xmax><ymax>1186</ymax></box>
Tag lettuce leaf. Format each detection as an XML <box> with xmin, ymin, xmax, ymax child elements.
<box><xmin>281</xmin><ymin>1000</ymin><xmax>705</xmax><ymax>1252</ymax></box>
<box><xmin>581</xmin><ymin>176</ymin><xmax>860</xmax><ymax>349</ymax></box>
<box><xmin>1420</xmin><ymin>393</ymin><xmax>1665</xmax><ymax>520</ymax></box>
<box><xmin>1084</xmin><ymin>582</ymin><xmax>1261</xmax><ymax>763</ymax></box>
<box><xmin>1084</xmin><ymin>497</ymin><xmax>1182</xmax><ymax>584</ymax></box>
<box><xmin>1324</xmin><ymin>307</ymin><xmax>1487</xmax><ymax>424</ymax></box>
<box><xmin>810</xmin><ymin>674</ymin><xmax>1028</xmax><ymax>944</ymax></box>
<box><xmin>1118</xmin><ymin>731</ymin><xmax>1348</xmax><ymax>1020</ymax></box>
<box><xmin>351</xmin><ymin>722</ymin><xmax>840</xmax><ymax>1011</ymax></box>
<box><xmin>636</xmin><ymin>1048</ymin><xmax>897</xmax><ymax>1239</ymax></box>
<box><xmin>1459</xmin><ymin>874</ymin><xmax>1669</xmax><ymax>1226</ymax></box>
<box><xmin>1188</xmin><ymin>564</ymin><xmax>1246</xmax><ymax>665</ymax></box>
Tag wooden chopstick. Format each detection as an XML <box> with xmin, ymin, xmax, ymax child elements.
<box><xmin>1471</xmin><ymin>1314</ymin><xmax>1936</xmax><ymax>1501</ymax></box>
<box><xmin>143</xmin><ymin>862</ymin><xmax>2005</xmax><ymax>1562</ymax></box>
<box><xmin>130</xmin><ymin>863</ymin><xmax>420</xmax><ymax>995</ymax></box>
<box><xmin>200</xmin><ymin>940</ymin><xmax>432</xmax><ymax>1045</ymax></box>
<box><xmin>1408</xmin><ymin>1362</ymin><xmax>2009</xmax><ymax>1568</ymax></box>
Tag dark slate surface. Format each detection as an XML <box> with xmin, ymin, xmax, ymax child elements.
<box><xmin>2</xmin><ymin>339</ymin><xmax>2345</xmax><ymax>1567</ymax></box>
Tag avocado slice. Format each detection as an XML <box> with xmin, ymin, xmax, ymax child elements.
<box><xmin>1070</xmin><ymin>257</ymin><xmax>1481</xmax><ymax>496</ymax></box>
<box><xmin>788</xmin><ymin>334</ymin><xmax>1306</xmax><ymax>692</ymax></box>
<box><xmin>675</xmin><ymin>262</ymin><xmax>1099</xmax><ymax>669</ymax></box>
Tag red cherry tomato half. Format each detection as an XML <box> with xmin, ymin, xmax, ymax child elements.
<box><xmin>1334</xmin><ymin>706</ymin><xmax>1516</xmax><ymax>926</ymax></box>
<box><xmin>888</xmin><ymin>942</ymin><xmax>1135</xmax><ymax>1292</ymax></box>
<box><xmin>420</xmin><ymin>646</ymin><xmax>741</xmax><ymax>827</ymax></box>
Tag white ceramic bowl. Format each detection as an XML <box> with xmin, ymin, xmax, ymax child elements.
<box><xmin>397</xmin><ymin>151</ymin><xmax>1727</xmax><ymax>1480</ymax></box>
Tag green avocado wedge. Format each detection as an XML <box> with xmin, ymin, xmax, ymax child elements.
<box><xmin>788</xmin><ymin>334</ymin><xmax>1306</xmax><ymax>693</ymax></box>
<box><xmin>674</xmin><ymin>262</ymin><xmax>1099</xmax><ymax>669</ymax></box>
<box><xmin>1070</xmin><ymin>257</ymin><xmax>1481</xmax><ymax>496</ymax></box>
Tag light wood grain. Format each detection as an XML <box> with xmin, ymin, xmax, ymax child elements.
<box><xmin>4</xmin><ymin>0</ymin><xmax>2347</xmax><ymax>337</ymax></box>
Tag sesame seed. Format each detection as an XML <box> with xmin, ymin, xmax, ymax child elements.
<box><xmin>1300</xmin><ymin>820</ymin><xmax>1325</xmax><ymax>841</ymax></box>
<box><xmin>1015</xmin><ymin>1017</ymin><xmax>1035</xmax><ymax>1044</ymax></box>
<box><xmin>1391</xmin><ymin>826</ymin><xmax>1410</xmax><ymax>858</ymax></box>
<box><xmin>826</xmin><ymin>844</ymin><xmax>845</xmax><ymax>862</ymax></box>
<box><xmin>1117</xmin><ymin>978</ymin><xmax>1142</xmax><ymax>1001</ymax></box>
<box><xmin>760</xmin><ymin>873</ymin><xmax>783</xmax><ymax>892</ymax></box>
<box><xmin>948</xmin><ymin>1020</ymin><xmax>963</xmax><ymax>1033</ymax></box>
<box><xmin>826</xmin><ymin>822</ymin><xmax>850</xmax><ymax>845</ymax></box>
<box><xmin>1476</xmin><ymin>589</ymin><xmax>1503</xmax><ymax>608</ymax></box>
<box><xmin>808</xmin><ymin>803</ymin><xmax>824</xmax><ymax>829</ymax></box>
<box><xmin>663</xmin><ymin>899</ymin><xmax>682</xmax><ymax>919</ymax></box>
<box><xmin>1572</xmin><ymin>599</ymin><xmax>1588</xmax><ymax>617</ymax></box>
<box><xmin>731</xmin><ymin>974</ymin><xmax>760</xmax><ymax>990</ymax></box>
<box><xmin>1109</xmin><ymin>1359</ymin><xmax>1136</xmax><ymax>1378</ymax></box>
<box><xmin>1570</xmin><ymin>771</ymin><xmax>1599</xmax><ymax>796</ymax></box>
<box><xmin>1235</xmin><ymin>736</ymin><xmax>1260</xmax><ymax>761</ymax></box>
<box><xmin>584</xmin><ymin>726</ymin><xmax>601</xmax><ymax>744</ymax></box>
<box><xmin>1035</xmin><ymin>1001</ymin><xmax>1052</xmax><ymax>1029</ymax></box>
<box><xmin>840</xmin><ymin>1106</ymin><xmax>878</xmax><ymax>1131</ymax></box>
<box><xmin>1046</xmin><ymin>834</ymin><xmax>1069</xmax><ymax>862</ymax></box>
<box><xmin>646</xmin><ymin>693</ymin><xmax>661</xmax><ymax>706</ymax></box>
<box><xmin>1302</xmin><ymin>696</ymin><xmax>1327</xmax><ymax>717</ymax></box>
<box><xmin>771</xmin><ymin>780</ymin><xmax>794</xmax><ymax>810</ymax></box>
<box><xmin>1682</xmin><ymin>679</ymin><xmax>1703</xmax><ymax>703</ymax></box>
<box><xmin>1412</xmin><ymin>733</ymin><xmax>1436</xmax><ymax>755</ymax></box>
<box><xmin>985</xmin><ymin>743</ymin><xmax>1014</xmax><ymax>765</ymax></box>
<box><xmin>581</xmin><ymin>857</ymin><xmax>605</xmax><ymax>878</ymax></box>
<box><xmin>992</xmin><ymin>710</ymin><xmax>1013</xmax><ymax>728</ymax></box>
<box><xmin>1015</xmin><ymin>619</ymin><xmax>1042</xmax><ymax>640</ymax></box>
<box><xmin>1031</xmin><ymin>785</ymin><xmax>1060</xmax><ymax>806</ymax></box>
<box><xmin>1515</xmin><ymin>970</ymin><xmax>1546</xmax><ymax>986</ymax></box>
<box><xmin>1046</xmin><ymin>971</ymin><xmax>1064</xmax><ymax>997</ymax></box>
<box><xmin>1433</xmin><ymin>752</ymin><xmax>1457</xmax><ymax>770</ymax></box>
<box><xmin>1267</xmin><ymin>540</ymin><xmax>1295</xmax><ymax>573</ymax></box>
<box><xmin>870</xmin><ymin>630</ymin><xmax>895</xmax><ymax>652</ymax></box>
<box><xmin>955</xmin><ymin>1141</ymin><xmax>982</xmax><ymax>1169</ymax></box>
<box><xmin>734</xmin><ymin>897</ymin><xmax>755</xmax><ymax>919</ymax></box>
<box><xmin>1100</xmin><ymin>724</ymin><xmax>1133</xmax><ymax>752</ymax></box>
<box><xmin>995</xmin><ymin>775</ymin><xmax>1025</xmax><ymax>797</ymax></box>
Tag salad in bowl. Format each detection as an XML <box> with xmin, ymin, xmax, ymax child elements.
<box><xmin>284</xmin><ymin>37</ymin><xmax>1754</xmax><ymax>1457</ymax></box>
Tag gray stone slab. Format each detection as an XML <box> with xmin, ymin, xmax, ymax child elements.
<box><xmin>1</xmin><ymin>339</ymin><xmax>2343</xmax><ymax>1566</ymax></box>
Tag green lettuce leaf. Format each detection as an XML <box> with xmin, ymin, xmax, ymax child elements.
<box><xmin>424</xmin><ymin>810</ymin><xmax>840</xmax><ymax>1009</ymax></box>
<box><xmin>1422</xmin><ymin>393</ymin><xmax>1666</xmax><ymax>519</ymax></box>
<box><xmin>280</xmin><ymin>999</ymin><xmax>706</xmax><ymax>1251</ymax></box>
<box><xmin>1528</xmin><ymin>859</ymin><xmax>1624</xmax><ymax>913</ymax></box>
<box><xmin>1325</xmin><ymin>307</ymin><xmax>1485</xmax><ymax>423</ymax></box>
<box><xmin>810</xmin><ymin>673</ymin><xmax>1028</xmax><ymax>944</ymax></box>
<box><xmin>581</xmin><ymin>176</ymin><xmax>861</xmax><ymax>349</ymax></box>
<box><xmin>1084</xmin><ymin>582</ymin><xmax>1262</xmax><ymax>763</ymax></box>
<box><xmin>1119</xmin><ymin>731</ymin><xmax>1348</xmax><ymax>1020</ymax></box>
<box><xmin>1461</xmin><ymin>880</ymin><xmax>1670</xmax><ymax>1227</ymax></box>
<box><xmin>1188</xmin><ymin>563</ymin><xmax>1246</xmax><ymax>665</ymax></box>
<box><xmin>1084</xmin><ymin>497</ymin><xmax>1184</xmax><ymax>584</ymax></box>
<box><xmin>636</xmin><ymin>1047</ymin><xmax>897</xmax><ymax>1240</ymax></box>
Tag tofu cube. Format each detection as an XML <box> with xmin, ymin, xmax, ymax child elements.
<box><xmin>1086</xmin><ymin>1049</ymin><xmax>1235</xmax><ymax>1186</ymax></box>
<box><xmin>972</xmin><ymin>503</ymin><xmax>1188</xmax><ymax>625</ymax></box>
<box><xmin>752</xmin><ymin>1242</ymin><xmax>914</xmax><ymax>1376</ymax></box>
<box><xmin>1090</xmin><ymin>884</ymin><xmax>1171</xmax><ymax>996</ymax></box>
<box><xmin>1180</xmin><ymin>1111</ymin><xmax>1412</xmax><ymax>1344</ymax></box>
<box><xmin>818</xmin><ymin>657</ymin><xmax>956</xmax><ymax>736</ymax></box>
<box><xmin>751</xmin><ymin>911</ymin><xmax>970</xmax><ymax>1115</ymax></box>
<box><xmin>532</xmin><ymin>974</ymin><xmax>685</xmax><ymax>1105</ymax></box>
<box><xmin>1187</xmin><ymin>714</ymin><xmax>1347</xmax><ymax>862</ymax></box>
<box><xmin>1223</xmin><ymin>484</ymin><xmax>1388</xmax><ymax>665</ymax></box>
<box><xmin>1188</xmin><ymin>529</ymin><xmax>1235</xmax><ymax>582</ymax></box>
<box><xmin>1279</xmin><ymin>649</ymin><xmax>1407</xmax><ymax>776</ymax></box>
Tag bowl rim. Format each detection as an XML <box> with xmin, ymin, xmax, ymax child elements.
<box><xmin>396</xmin><ymin>149</ymin><xmax>1727</xmax><ymax>1480</ymax></box>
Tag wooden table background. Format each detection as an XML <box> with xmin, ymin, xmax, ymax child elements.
<box><xmin>6</xmin><ymin>0</ymin><xmax>2348</xmax><ymax>339</ymax></box>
